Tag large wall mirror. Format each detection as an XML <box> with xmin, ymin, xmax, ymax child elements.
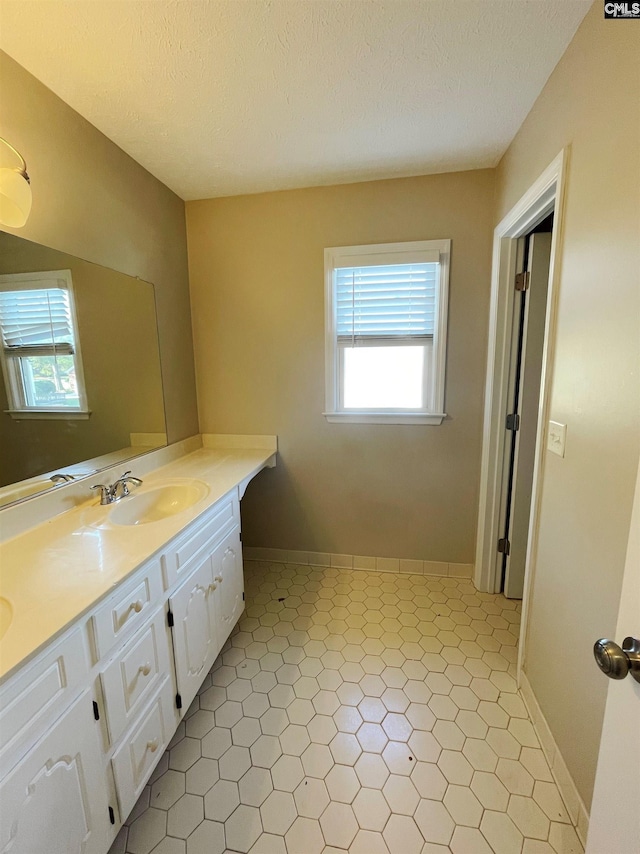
<box><xmin>0</xmin><ymin>231</ymin><xmax>166</xmax><ymax>508</ymax></box>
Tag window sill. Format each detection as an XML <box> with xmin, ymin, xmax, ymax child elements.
<box><xmin>6</xmin><ymin>409</ymin><xmax>91</xmax><ymax>421</ymax></box>
<box><xmin>323</xmin><ymin>411</ymin><xmax>446</xmax><ymax>425</ymax></box>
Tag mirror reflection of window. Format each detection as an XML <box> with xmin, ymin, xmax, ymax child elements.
<box><xmin>0</xmin><ymin>231</ymin><xmax>167</xmax><ymax>505</ymax></box>
<box><xmin>0</xmin><ymin>270</ymin><xmax>88</xmax><ymax>418</ymax></box>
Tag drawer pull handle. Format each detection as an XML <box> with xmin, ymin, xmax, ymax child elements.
<box><xmin>214</xmin><ymin>575</ymin><xmax>223</xmax><ymax>584</ymax></box>
<box><xmin>208</xmin><ymin>583</ymin><xmax>217</xmax><ymax>592</ymax></box>
<box><xmin>139</xmin><ymin>662</ymin><xmax>151</xmax><ymax>677</ymax></box>
<box><xmin>131</xmin><ymin>600</ymin><xmax>144</xmax><ymax>614</ymax></box>
<box><xmin>147</xmin><ymin>739</ymin><xmax>159</xmax><ymax>753</ymax></box>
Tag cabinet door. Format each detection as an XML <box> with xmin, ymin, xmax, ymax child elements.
<box><xmin>0</xmin><ymin>689</ymin><xmax>112</xmax><ymax>854</ymax></box>
<box><xmin>169</xmin><ymin>552</ymin><xmax>217</xmax><ymax>713</ymax></box>
<box><xmin>212</xmin><ymin>526</ymin><xmax>244</xmax><ymax>649</ymax></box>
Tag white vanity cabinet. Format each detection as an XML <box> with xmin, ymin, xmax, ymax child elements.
<box><xmin>0</xmin><ymin>487</ymin><xmax>249</xmax><ymax>854</ymax></box>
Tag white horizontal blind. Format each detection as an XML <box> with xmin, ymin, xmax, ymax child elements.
<box><xmin>336</xmin><ymin>262</ymin><xmax>438</xmax><ymax>342</ymax></box>
<box><xmin>0</xmin><ymin>287</ymin><xmax>75</xmax><ymax>354</ymax></box>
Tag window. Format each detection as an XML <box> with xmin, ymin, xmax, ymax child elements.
<box><xmin>324</xmin><ymin>239</ymin><xmax>450</xmax><ymax>424</ymax></box>
<box><xmin>0</xmin><ymin>270</ymin><xmax>89</xmax><ymax>419</ymax></box>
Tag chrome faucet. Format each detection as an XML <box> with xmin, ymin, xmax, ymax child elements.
<box><xmin>91</xmin><ymin>471</ymin><xmax>143</xmax><ymax>505</ymax></box>
<box><xmin>50</xmin><ymin>473</ymin><xmax>75</xmax><ymax>483</ymax></box>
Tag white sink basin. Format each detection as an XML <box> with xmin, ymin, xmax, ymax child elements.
<box><xmin>109</xmin><ymin>481</ymin><xmax>209</xmax><ymax>526</ymax></box>
<box><xmin>0</xmin><ymin>597</ymin><xmax>13</xmax><ymax>640</ymax></box>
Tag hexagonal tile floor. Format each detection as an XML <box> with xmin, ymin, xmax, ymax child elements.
<box><xmin>109</xmin><ymin>561</ymin><xmax>583</xmax><ymax>854</ymax></box>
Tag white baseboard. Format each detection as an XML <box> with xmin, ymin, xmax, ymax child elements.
<box><xmin>520</xmin><ymin>672</ymin><xmax>590</xmax><ymax>846</ymax></box>
<box><xmin>243</xmin><ymin>546</ymin><xmax>472</xmax><ymax>578</ymax></box>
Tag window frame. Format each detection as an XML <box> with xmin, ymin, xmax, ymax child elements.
<box><xmin>324</xmin><ymin>239</ymin><xmax>450</xmax><ymax>425</ymax></box>
<box><xmin>0</xmin><ymin>269</ymin><xmax>90</xmax><ymax>420</ymax></box>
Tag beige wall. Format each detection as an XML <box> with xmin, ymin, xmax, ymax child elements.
<box><xmin>187</xmin><ymin>170</ymin><xmax>495</xmax><ymax>562</ymax></box>
<box><xmin>0</xmin><ymin>52</ymin><xmax>198</xmax><ymax>443</ymax></box>
<box><xmin>496</xmin><ymin>5</ymin><xmax>640</xmax><ymax>808</ymax></box>
<box><xmin>0</xmin><ymin>233</ymin><xmax>165</xmax><ymax>485</ymax></box>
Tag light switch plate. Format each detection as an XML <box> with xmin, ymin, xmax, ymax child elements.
<box><xmin>548</xmin><ymin>420</ymin><xmax>567</xmax><ymax>457</ymax></box>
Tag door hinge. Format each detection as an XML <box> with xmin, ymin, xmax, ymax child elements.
<box><xmin>242</xmin><ymin>592</ymin><xmax>245</xmax><ymax>601</ymax></box>
<box><xmin>176</xmin><ymin>693</ymin><xmax>183</xmax><ymax>710</ymax></box>
<box><xmin>506</xmin><ymin>413</ymin><xmax>520</xmax><ymax>431</ymax></box>
<box><xmin>498</xmin><ymin>538</ymin><xmax>511</xmax><ymax>556</ymax></box>
<box><xmin>108</xmin><ymin>806</ymin><xmax>115</xmax><ymax>825</ymax></box>
<box><xmin>239</xmin><ymin>531</ymin><xmax>242</xmax><ymax>542</ymax></box>
<box><xmin>515</xmin><ymin>271</ymin><xmax>530</xmax><ymax>291</ymax></box>
<box><xmin>167</xmin><ymin>609</ymin><xmax>174</xmax><ymax>628</ymax></box>
<box><xmin>92</xmin><ymin>700</ymin><xmax>100</xmax><ymax>721</ymax></box>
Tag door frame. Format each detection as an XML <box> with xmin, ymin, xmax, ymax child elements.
<box><xmin>474</xmin><ymin>149</ymin><xmax>569</xmax><ymax>674</ymax></box>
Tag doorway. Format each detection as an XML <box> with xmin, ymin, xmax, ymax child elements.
<box><xmin>474</xmin><ymin>149</ymin><xmax>568</xmax><ymax>672</ymax></box>
<box><xmin>497</xmin><ymin>213</ymin><xmax>553</xmax><ymax>598</ymax></box>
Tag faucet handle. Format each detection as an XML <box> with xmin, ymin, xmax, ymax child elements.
<box><xmin>91</xmin><ymin>484</ymin><xmax>112</xmax><ymax>505</ymax></box>
<box><xmin>112</xmin><ymin>471</ymin><xmax>143</xmax><ymax>498</ymax></box>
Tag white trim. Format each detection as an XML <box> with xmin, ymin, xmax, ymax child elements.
<box><xmin>327</xmin><ymin>239</ymin><xmax>442</xmax><ymax>265</ymax></box>
<box><xmin>323</xmin><ymin>412</ymin><xmax>446</xmax><ymax>425</ymax></box>
<box><xmin>475</xmin><ymin>149</ymin><xmax>569</xmax><ymax>684</ymax></box>
<box><xmin>243</xmin><ymin>547</ymin><xmax>472</xmax><ymax>577</ymax></box>
<box><xmin>324</xmin><ymin>239</ymin><xmax>450</xmax><ymax>424</ymax></box>
<box><xmin>520</xmin><ymin>672</ymin><xmax>590</xmax><ymax>846</ymax></box>
<box><xmin>474</xmin><ymin>150</ymin><xmax>568</xmax><ymax>624</ymax></box>
<box><xmin>5</xmin><ymin>409</ymin><xmax>91</xmax><ymax>420</ymax></box>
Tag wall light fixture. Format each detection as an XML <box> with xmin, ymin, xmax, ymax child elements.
<box><xmin>0</xmin><ymin>138</ymin><xmax>32</xmax><ymax>228</ymax></box>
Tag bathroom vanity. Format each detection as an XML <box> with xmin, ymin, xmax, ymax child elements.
<box><xmin>0</xmin><ymin>437</ymin><xmax>276</xmax><ymax>853</ymax></box>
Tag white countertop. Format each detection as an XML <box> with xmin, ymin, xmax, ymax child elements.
<box><xmin>0</xmin><ymin>443</ymin><xmax>275</xmax><ymax>683</ymax></box>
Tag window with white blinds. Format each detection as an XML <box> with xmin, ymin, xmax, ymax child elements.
<box><xmin>0</xmin><ymin>287</ymin><xmax>76</xmax><ymax>354</ymax></box>
<box><xmin>324</xmin><ymin>240</ymin><xmax>450</xmax><ymax>425</ymax></box>
<box><xmin>0</xmin><ymin>270</ymin><xmax>88</xmax><ymax>417</ymax></box>
<box><xmin>336</xmin><ymin>263</ymin><xmax>437</xmax><ymax>342</ymax></box>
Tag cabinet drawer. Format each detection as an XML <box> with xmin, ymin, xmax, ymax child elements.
<box><xmin>162</xmin><ymin>494</ymin><xmax>239</xmax><ymax>588</ymax></box>
<box><xmin>92</xmin><ymin>557</ymin><xmax>164</xmax><ymax>660</ymax></box>
<box><xmin>100</xmin><ymin>607</ymin><xmax>173</xmax><ymax>745</ymax></box>
<box><xmin>0</xmin><ymin>626</ymin><xmax>89</xmax><ymax>774</ymax></box>
<box><xmin>111</xmin><ymin>677</ymin><xmax>176</xmax><ymax>819</ymax></box>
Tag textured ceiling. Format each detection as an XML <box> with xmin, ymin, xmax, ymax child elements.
<box><xmin>0</xmin><ymin>1</ymin><xmax>590</xmax><ymax>200</ymax></box>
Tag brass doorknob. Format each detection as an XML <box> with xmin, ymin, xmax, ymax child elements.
<box><xmin>593</xmin><ymin>637</ymin><xmax>640</xmax><ymax>684</ymax></box>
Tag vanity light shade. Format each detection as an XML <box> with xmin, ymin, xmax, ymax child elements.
<box><xmin>0</xmin><ymin>166</ymin><xmax>32</xmax><ymax>228</ymax></box>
